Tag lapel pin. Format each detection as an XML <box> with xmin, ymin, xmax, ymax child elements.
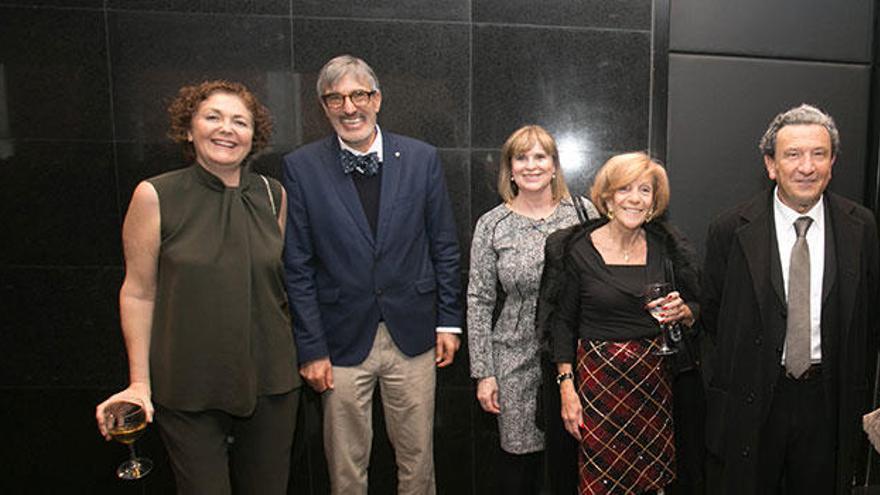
<box><xmin>394</xmin><ymin>151</ymin><xmax>400</xmax><ymax>158</ymax></box>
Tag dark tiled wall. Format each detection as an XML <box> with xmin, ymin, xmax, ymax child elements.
<box><xmin>666</xmin><ymin>0</ymin><xmax>876</xmax><ymax>252</ymax></box>
<box><xmin>0</xmin><ymin>1</ymin><xmax>655</xmax><ymax>493</ymax></box>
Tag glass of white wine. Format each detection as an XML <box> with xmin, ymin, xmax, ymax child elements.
<box><xmin>643</xmin><ymin>281</ymin><xmax>677</xmax><ymax>356</ymax></box>
<box><xmin>103</xmin><ymin>401</ymin><xmax>153</xmax><ymax>480</ymax></box>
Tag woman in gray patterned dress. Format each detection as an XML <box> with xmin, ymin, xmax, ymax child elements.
<box><xmin>468</xmin><ymin>125</ymin><xmax>597</xmax><ymax>494</ymax></box>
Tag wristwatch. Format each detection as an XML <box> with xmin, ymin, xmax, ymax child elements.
<box><xmin>555</xmin><ymin>371</ymin><xmax>574</xmax><ymax>385</ymax></box>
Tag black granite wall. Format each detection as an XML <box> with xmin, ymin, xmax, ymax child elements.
<box><xmin>0</xmin><ymin>1</ymin><xmax>657</xmax><ymax>493</ymax></box>
<box><xmin>665</xmin><ymin>0</ymin><xmax>877</xmax><ymax>252</ymax></box>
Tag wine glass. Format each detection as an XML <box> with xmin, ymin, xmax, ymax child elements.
<box><xmin>643</xmin><ymin>282</ymin><xmax>677</xmax><ymax>356</ymax></box>
<box><xmin>103</xmin><ymin>401</ymin><xmax>153</xmax><ymax>480</ymax></box>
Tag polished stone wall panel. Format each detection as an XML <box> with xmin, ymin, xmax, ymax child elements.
<box><xmin>291</xmin><ymin>18</ymin><xmax>470</xmax><ymax>149</ymax></box>
<box><xmin>0</xmin><ymin>388</ymin><xmax>174</xmax><ymax>493</ymax></box>
<box><xmin>472</xmin><ymin>398</ymin><xmax>502</xmax><ymax>493</ymax></box>
<box><xmin>434</xmin><ymin>387</ymin><xmax>475</xmax><ymax>494</ymax></box>
<box><xmin>0</xmin><ymin>0</ymin><xmax>101</xmax><ymax>7</ymax></box>
<box><xmin>439</xmin><ymin>149</ymin><xmax>473</xmax><ymax>275</ymax></box>
<box><xmin>290</xmin><ymin>389</ymin><xmax>330</xmax><ymax>493</ymax></box>
<box><xmin>470</xmin><ymin>149</ymin><xmax>503</xmax><ymax>227</ymax></box>
<box><xmin>667</xmin><ymin>54</ymin><xmax>870</xmax><ymax>251</ymax></box>
<box><xmin>472</xmin><ymin>25</ymin><xmax>651</xmax><ymax>154</ymax></box>
<box><xmin>0</xmin><ymin>142</ymin><xmax>121</xmax><ymax>266</ymax></box>
<box><xmin>670</xmin><ymin>0</ymin><xmax>873</xmax><ymax>63</ymax></box>
<box><xmin>294</xmin><ymin>0</ymin><xmax>469</xmax><ymax>21</ymax></box>
<box><xmin>474</xmin><ymin>0</ymin><xmax>651</xmax><ymax>30</ymax></box>
<box><xmin>108</xmin><ymin>0</ymin><xmax>289</xmax><ymax>14</ymax></box>
<box><xmin>0</xmin><ymin>7</ymin><xmax>111</xmax><ymax>140</ymax></box>
<box><xmin>108</xmin><ymin>11</ymin><xmax>293</xmax><ymax>145</ymax></box>
<box><xmin>0</xmin><ymin>267</ymin><xmax>125</xmax><ymax>387</ymax></box>
<box><xmin>0</xmin><ymin>0</ymin><xmax>661</xmax><ymax>492</ymax></box>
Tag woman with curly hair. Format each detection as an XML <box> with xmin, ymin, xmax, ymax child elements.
<box><xmin>547</xmin><ymin>152</ymin><xmax>701</xmax><ymax>494</ymax></box>
<box><xmin>95</xmin><ymin>81</ymin><xmax>300</xmax><ymax>494</ymax></box>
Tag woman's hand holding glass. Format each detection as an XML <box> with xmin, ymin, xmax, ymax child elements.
<box><xmin>96</xmin><ymin>382</ymin><xmax>153</xmax><ymax>440</ymax></box>
<box><xmin>644</xmin><ymin>290</ymin><xmax>694</xmax><ymax>327</ymax></box>
<box><xmin>98</xmin><ymin>398</ymin><xmax>154</xmax><ymax>480</ymax></box>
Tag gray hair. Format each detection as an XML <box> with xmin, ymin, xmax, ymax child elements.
<box><xmin>315</xmin><ymin>55</ymin><xmax>380</xmax><ymax>100</ymax></box>
<box><xmin>759</xmin><ymin>103</ymin><xmax>840</xmax><ymax>158</ymax></box>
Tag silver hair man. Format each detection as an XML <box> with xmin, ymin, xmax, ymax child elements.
<box><xmin>759</xmin><ymin>103</ymin><xmax>840</xmax><ymax>158</ymax></box>
<box><xmin>315</xmin><ymin>54</ymin><xmax>380</xmax><ymax>99</ymax></box>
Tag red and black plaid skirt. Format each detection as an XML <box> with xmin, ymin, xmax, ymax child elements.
<box><xmin>576</xmin><ymin>337</ymin><xmax>675</xmax><ymax>494</ymax></box>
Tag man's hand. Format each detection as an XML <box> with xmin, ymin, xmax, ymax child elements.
<box><xmin>435</xmin><ymin>333</ymin><xmax>460</xmax><ymax>368</ymax></box>
<box><xmin>300</xmin><ymin>357</ymin><xmax>334</xmax><ymax>393</ymax></box>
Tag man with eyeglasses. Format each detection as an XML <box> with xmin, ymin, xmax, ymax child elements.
<box><xmin>281</xmin><ymin>54</ymin><xmax>462</xmax><ymax>495</ymax></box>
<box><xmin>702</xmin><ymin>104</ymin><xmax>879</xmax><ymax>494</ymax></box>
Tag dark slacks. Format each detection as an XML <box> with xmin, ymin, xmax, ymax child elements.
<box><xmin>540</xmin><ymin>355</ymin><xmax>579</xmax><ymax>494</ymax></box>
<box><xmin>667</xmin><ymin>368</ymin><xmax>706</xmax><ymax>495</ymax></box>
<box><xmin>756</xmin><ymin>367</ymin><xmax>835</xmax><ymax>495</ymax></box>
<box><xmin>155</xmin><ymin>389</ymin><xmax>300</xmax><ymax>495</ymax></box>
<box><xmin>497</xmin><ymin>450</ymin><xmax>544</xmax><ymax>495</ymax></box>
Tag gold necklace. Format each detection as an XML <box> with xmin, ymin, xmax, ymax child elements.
<box><xmin>616</xmin><ymin>231</ymin><xmax>642</xmax><ymax>262</ymax></box>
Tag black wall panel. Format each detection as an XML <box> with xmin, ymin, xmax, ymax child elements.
<box><xmin>670</xmin><ymin>0</ymin><xmax>874</xmax><ymax>63</ymax></box>
<box><xmin>667</xmin><ymin>53</ymin><xmax>870</xmax><ymax>251</ymax></box>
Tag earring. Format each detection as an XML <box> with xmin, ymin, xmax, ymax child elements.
<box><xmin>645</xmin><ymin>207</ymin><xmax>655</xmax><ymax>223</ymax></box>
<box><xmin>552</xmin><ymin>173</ymin><xmax>556</xmax><ymax>179</ymax></box>
<box><xmin>606</xmin><ymin>209</ymin><xmax>614</xmax><ymax>220</ymax></box>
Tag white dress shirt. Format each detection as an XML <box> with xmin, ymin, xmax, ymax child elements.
<box><xmin>773</xmin><ymin>187</ymin><xmax>825</xmax><ymax>363</ymax></box>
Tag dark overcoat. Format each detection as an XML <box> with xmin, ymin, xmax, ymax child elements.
<box><xmin>702</xmin><ymin>189</ymin><xmax>879</xmax><ymax>494</ymax></box>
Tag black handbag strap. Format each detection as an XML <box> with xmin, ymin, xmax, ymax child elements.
<box><xmin>573</xmin><ymin>195</ymin><xmax>590</xmax><ymax>226</ymax></box>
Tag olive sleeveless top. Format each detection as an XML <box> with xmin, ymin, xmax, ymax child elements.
<box><xmin>147</xmin><ymin>164</ymin><xmax>300</xmax><ymax>416</ymax></box>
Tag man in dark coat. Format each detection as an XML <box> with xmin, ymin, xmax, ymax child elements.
<box><xmin>702</xmin><ymin>104</ymin><xmax>879</xmax><ymax>494</ymax></box>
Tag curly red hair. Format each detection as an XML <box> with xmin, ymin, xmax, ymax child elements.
<box><xmin>167</xmin><ymin>80</ymin><xmax>273</xmax><ymax>164</ymax></box>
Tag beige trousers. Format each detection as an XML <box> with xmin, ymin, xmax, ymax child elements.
<box><xmin>322</xmin><ymin>323</ymin><xmax>437</xmax><ymax>495</ymax></box>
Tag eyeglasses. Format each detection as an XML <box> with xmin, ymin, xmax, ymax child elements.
<box><xmin>321</xmin><ymin>90</ymin><xmax>377</xmax><ymax>110</ymax></box>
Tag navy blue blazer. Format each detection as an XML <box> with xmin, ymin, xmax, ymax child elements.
<box><xmin>282</xmin><ymin>131</ymin><xmax>462</xmax><ymax>366</ymax></box>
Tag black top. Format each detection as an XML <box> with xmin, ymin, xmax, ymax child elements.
<box><xmin>555</xmin><ymin>235</ymin><xmax>661</xmax><ymax>347</ymax></box>
<box><xmin>544</xmin><ymin>218</ymin><xmax>701</xmax><ymax>364</ymax></box>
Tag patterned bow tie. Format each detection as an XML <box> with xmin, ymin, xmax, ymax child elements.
<box><xmin>339</xmin><ymin>150</ymin><xmax>381</xmax><ymax>177</ymax></box>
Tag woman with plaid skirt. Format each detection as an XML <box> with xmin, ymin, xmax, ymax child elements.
<box><xmin>545</xmin><ymin>152</ymin><xmax>701</xmax><ymax>494</ymax></box>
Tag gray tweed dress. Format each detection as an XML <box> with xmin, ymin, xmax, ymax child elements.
<box><xmin>467</xmin><ymin>198</ymin><xmax>584</xmax><ymax>454</ymax></box>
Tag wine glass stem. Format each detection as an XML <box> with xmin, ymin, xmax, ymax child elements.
<box><xmin>128</xmin><ymin>444</ymin><xmax>138</xmax><ymax>461</ymax></box>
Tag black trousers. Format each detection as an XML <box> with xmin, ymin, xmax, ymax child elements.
<box><xmin>667</xmin><ymin>368</ymin><xmax>706</xmax><ymax>495</ymax></box>
<box><xmin>756</xmin><ymin>367</ymin><xmax>835</xmax><ymax>495</ymax></box>
<box><xmin>498</xmin><ymin>450</ymin><xmax>544</xmax><ymax>495</ymax></box>
<box><xmin>155</xmin><ymin>389</ymin><xmax>300</xmax><ymax>495</ymax></box>
<box><xmin>540</xmin><ymin>355</ymin><xmax>579</xmax><ymax>495</ymax></box>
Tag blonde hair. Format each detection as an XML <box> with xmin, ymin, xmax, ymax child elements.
<box><xmin>497</xmin><ymin>125</ymin><xmax>570</xmax><ymax>203</ymax></box>
<box><xmin>590</xmin><ymin>152</ymin><xmax>670</xmax><ymax>218</ymax></box>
